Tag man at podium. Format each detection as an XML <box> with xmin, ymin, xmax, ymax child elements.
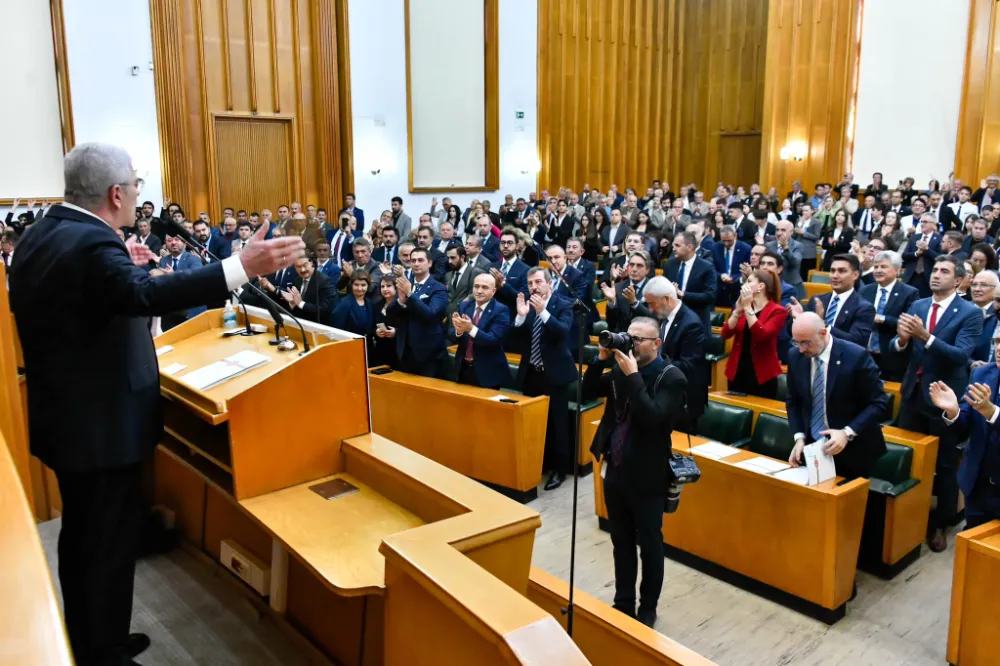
<box><xmin>8</xmin><ymin>143</ymin><xmax>305</xmax><ymax>666</ymax></box>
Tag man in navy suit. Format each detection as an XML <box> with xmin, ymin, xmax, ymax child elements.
<box><xmin>567</xmin><ymin>236</ymin><xmax>599</xmax><ymax>330</ymax></box>
<box><xmin>313</xmin><ymin>239</ymin><xmax>343</xmax><ymax>285</ymax></box>
<box><xmin>372</xmin><ymin>226</ymin><xmax>401</xmax><ymax>265</ymax></box>
<box><xmin>789</xmin><ymin>253</ymin><xmax>875</xmax><ymax>348</ymax></box>
<box><xmin>490</xmin><ymin>229</ymin><xmax>530</xmax><ymax>310</ymax></box>
<box><xmin>663</xmin><ymin>231</ymin><xmax>718</xmax><ymax>333</ymax></box>
<box><xmin>631</xmin><ymin>276</ymin><xmax>707</xmax><ymax>432</ymax></box>
<box><xmin>786</xmin><ymin>313</ymin><xmax>888</xmax><ymax>480</ymax></box>
<box><xmin>969</xmin><ymin>270</ymin><xmax>999</xmax><ymax>367</ymax></box>
<box><xmin>601</xmin><ymin>251</ymin><xmax>651</xmax><ymax>333</ymax></box>
<box><xmin>512</xmin><ymin>267</ymin><xmax>577</xmax><ymax>490</ymax></box>
<box><xmin>600</xmin><ymin>208</ymin><xmax>630</xmax><ymax>257</ymax></box>
<box><xmin>208</xmin><ymin>216</ymin><xmax>236</xmax><ymax>260</ymax></box>
<box><xmin>450</xmin><ymin>273</ymin><xmax>511</xmax><ymax>389</ymax></box>
<box><xmin>889</xmin><ymin>254</ymin><xmax>984</xmax><ymax>552</ymax></box>
<box><xmin>387</xmin><ymin>247</ymin><xmax>449</xmax><ymax>378</ymax></box>
<box><xmin>415</xmin><ymin>226</ymin><xmax>448</xmax><ymax>283</ymax></box>
<box><xmin>544</xmin><ymin>244</ymin><xmax>589</xmax><ymax>346</ymax></box>
<box><xmin>159</xmin><ymin>233</ymin><xmax>210</xmax><ymax>330</ymax></box>
<box><xmin>859</xmin><ymin>250</ymin><xmax>919</xmax><ymax>381</ymax></box>
<box><xmin>930</xmin><ymin>335</ymin><xmax>1000</xmax><ymax>528</ymax></box>
<box><xmin>326</xmin><ymin>216</ymin><xmax>354</xmax><ymax>265</ymax></box>
<box><xmin>338</xmin><ymin>192</ymin><xmax>364</xmax><ymax>232</ymax></box>
<box><xmin>901</xmin><ymin>214</ymin><xmax>943</xmax><ymax>298</ymax></box>
<box><xmin>712</xmin><ymin>225</ymin><xmax>752</xmax><ymax>306</ymax></box>
<box><xmin>473</xmin><ymin>215</ymin><xmax>501</xmax><ymax>262</ymax></box>
<box><xmin>8</xmin><ymin>142</ymin><xmax>306</xmax><ymax>666</ymax></box>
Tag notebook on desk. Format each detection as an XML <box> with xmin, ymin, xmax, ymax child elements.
<box><xmin>178</xmin><ymin>350</ymin><xmax>271</xmax><ymax>391</ymax></box>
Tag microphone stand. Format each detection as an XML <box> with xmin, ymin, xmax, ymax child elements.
<box><xmin>174</xmin><ymin>237</ymin><xmax>257</xmax><ymax>338</ymax></box>
<box><xmin>541</xmin><ymin>243</ymin><xmax>590</xmax><ymax>638</ymax></box>
<box><xmin>171</xmin><ymin>222</ymin><xmax>310</xmax><ymax>354</ymax></box>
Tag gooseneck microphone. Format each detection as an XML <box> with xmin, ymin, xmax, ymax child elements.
<box><xmin>166</xmin><ymin>219</ymin><xmax>311</xmax><ymax>353</ymax></box>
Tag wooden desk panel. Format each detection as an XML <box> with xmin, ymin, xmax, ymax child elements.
<box><xmin>368</xmin><ymin>370</ymin><xmax>548</xmax><ymax>495</ymax></box>
<box><xmin>948</xmin><ymin>521</ymin><xmax>1000</xmax><ymax>666</ymax></box>
<box><xmin>593</xmin><ymin>431</ymin><xmax>868</xmax><ymax>615</ymax></box>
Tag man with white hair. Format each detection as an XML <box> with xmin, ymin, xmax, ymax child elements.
<box><xmin>859</xmin><ymin>250</ymin><xmax>919</xmax><ymax>381</ymax></box>
<box><xmin>9</xmin><ymin>143</ymin><xmax>305</xmax><ymax>666</ymax></box>
<box><xmin>631</xmin><ymin>275</ymin><xmax>707</xmax><ymax>431</ymax></box>
<box><xmin>970</xmin><ymin>270</ymin><xmax>1000</xmax><ymax>367</ymax></box>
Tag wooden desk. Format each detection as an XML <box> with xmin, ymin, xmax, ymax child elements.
<box><xmin>948</xmin><ymin>521</ymin><xmax>1000</xmax><ymax>666</ymax></box>
<box><xmin>708</xmin><ymin>392</ymin><xmax>938</xmax><ymax>575</ymax></box>
<box><xmin>0</xmin><ymin>432</ymin><xmax>73</xmax><ymax>665</ymax></box>
<box><xmin>368</xmin><ymin>369</ymin><xmax>548</xmax><ymax>501</ymax></box>
<box><xmin>592</xmin><ymin>431</ymin><xmax>868</xmax><ymax>622</ymax></box>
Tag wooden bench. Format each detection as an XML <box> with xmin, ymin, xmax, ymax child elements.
<box><xmin>948</xmin><ymin>520</ymin><xmax>1000</xmax><ymax>666</ymax></box>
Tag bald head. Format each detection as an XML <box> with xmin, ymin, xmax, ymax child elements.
<box><xmin>791</xmin><ymin>312</ymin><xmax>830</xmax><ymax>358</ymax></box>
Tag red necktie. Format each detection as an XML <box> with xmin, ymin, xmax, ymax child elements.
<box><xmin>464</xmin><ymin>307</ymin><xmax>482</xmax><ymax>362</ymax></box>
<box><xmin>928</xmin><ymin>302</ymin><xmax>940</xmax><ymax>335</ymax></box>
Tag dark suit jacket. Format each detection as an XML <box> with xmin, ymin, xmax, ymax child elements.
<box><xmin>512</xmin><ymin>293</ymin><xmax>577</xmax><ymax>386</ymax></box>
<box><xmin>663</xmin><ymin>257</ymin><xmax>718</xmax><ymax>331</ymax></box>
<box><xmin>636</xmin><ymin>302</ymin><xmax>708</xmax><ymax>425</ymax></box>
<box><xmin>288</xmin><ymin>272</ymin><xmax>336</xmax><ymax>325</ymax></box>
<box><xmin>450</xmin><ymin>299</ymin><xmax>511</xmax><ymax>388</ymax></box>
<box><xmin>600</xmin><ymin>224</ymin><xmax>629</xmax><ymax>254</ymax></box>
<box><xmin>711</xmin><ymin>240</ymin><xmax>752</xmax><ymax>279</ymax></box>
<box><xmin>426</xmin><ymin>247</ymin><xmax>448</xmax><ymax>282</ymax></box>
<box><xmin>889</xmin><ymin>295</ymin><xmax>984</xmax><ymax>409</ymax></box>
<box><xmin>962</xmin><ymin>234</ymin><xmax>995</xmax><ymax>254</ymax></box>
<box><xmin>860</xmin><ymin>281</ymin><xmax>919</xmax><ymax>375</ymax></box>
<box><xmin>387</xmin><ymin>277</ymin><xmax>448</xmax><ymax>363</ymax></box>
<box><xmin>9</xmin><ymin>204</ymin><xmax>232</xmax><ymax>473</ymax></box>
<box><xmin>569</xmin><ymin>257</ymin><xmax>598</xmax><ymax>322</ymax></box>
<box><xmin>973</xmin><ymin>309</ymin><xmax>997</xmax><ymax>364</ymax></box>
<box><xmin>444</xmin><ymin>263</ymin><xmax>481</xmax><ymax>315</ymax></box>
<box><xmin>481</xmin><ymin>235</ymin><xmax>502</xmax><ymax>262</ymax></box>
<box><xmin>331</xmin><ymin>297</ymin><xmax>375</xmax><ymax>337</ymax></box>
<box><xmin>372</xmin><ymin>244</ymin><xmax>402</xmax><ymax>265</ymax></box>
<box><xmin>326</xmin><ymin>230</ymin><xmax>355</xmax><ymax>263</ymax></box>
<box><xmin>806</xmin><ymin>289</ymin><xmax>875</xmax><ymax>348</ymax></box>
<box><xmin>605</xmin><ymin>279</ymin><xmax>648</xmax><ymax>333</ymax></box>
<box><xmin>208</xmin><ymin>232</ymin><xmax>234</xmax><ymax>260</ymax></box>
<box><xmin>269</xmin><ymin>265</ymin><xmax>298</xmax><ymax>292</ymax></box>
<box><xmin>338</xmin><ymin>207</ymin><xmax>365</xmax><ymax>231</ymax></box>
<box><xmin>492</xmin><ymin>258</ymin><xmax>530</xmax><ymax>308</ymax></box>
<box><xmin>786</xmin><ymin>339</ymin><xmax>888</xmax><ymax>479</ymax></box>
<box><xmin>583</xmin><ymin>356</ymin><xmax>687</xmax><ymax>494</ymax></box>
<box><xmin>900</xmin><ymin>232</ymin><xmax>942</xmax><ymax>288</ymax></box>
<box><xmin>135</xmin><ymin>234</ymin><xmax>162</xmax><ymax>256</ymax></box>
<box><xmin>950</xmin><ymin>363</ymin><xmax>1000</xmax><ymax>496</ymax></box>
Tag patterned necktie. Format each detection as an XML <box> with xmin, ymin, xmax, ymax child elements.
<box><xmin>503</xmin><ymin>261</ymin><xmax>511</xmax><ymax>277</ymax></box>
<box><xmin>465</xmin><ymin>307</ymin><xmax>482</xmax><ymax>362</ymax></box>
<box><xmin>870</xmin><ymin>288</ymin><xmax>887</xmax><ymax>351</ymax></box>
<box><xmin>530</xmin><ymin>313</ymin><xmax>544</xmax><ymax>368</ymax></box>
<box><xmin>825</xmin><ymin>295</ymin><xmax>840</xmax><ymax>327</ymax></box>
<box><xmin>810</xmin><ymin>357</ymin><xmax>827</xmax><ymax>441</ymax></box>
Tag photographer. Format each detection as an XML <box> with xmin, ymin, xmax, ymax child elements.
<box><xmin>583</xmin><ymin>316</ymin><xmax>687</xmax><ymax>628</ymax></box>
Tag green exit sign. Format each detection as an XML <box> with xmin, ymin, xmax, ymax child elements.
<box><xmin>515</xmin><ymin>110</ymin><xmax>524</xmax><ymax>119</ymax></box>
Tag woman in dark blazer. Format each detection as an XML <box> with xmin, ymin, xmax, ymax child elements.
<box><xmin>820</xmin><ymin>209</ymin><xmax>854</xmax><ymax>271</ymax></box>
<box><xmin>720</xmin><ymin>268</ymin><xmax>788</xmax><ymax>398</ymax></box>
<box><xmin>333</xmin><ymin>271</ymin><xmax>376</xmax><ymax>360</ymax></box>
<box><xmin>371</xmin><ymin>275</ymin><xmax>400</xmax><ymax>368</ymax></box>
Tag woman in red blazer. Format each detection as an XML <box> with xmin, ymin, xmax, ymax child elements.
<box><xmin>720</xmin><ymin>268</ymin><xmax>788</xmax><ymax>398</ymax></box>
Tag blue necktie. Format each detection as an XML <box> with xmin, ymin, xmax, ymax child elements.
<box><xmin>678</xmin><ymin>263</ymin><xmax>686</xmax><ymax>289</ymax></box>
<box><xmin>530</xmin><ymin>314</ymin><xmax>543</xmax><ymax>368</ymax></box>
<box><xmin>503</xmin><ymin>261</ymin><xmax>511</xmax><ymax>278</ymax></box>
<box><xmin>825</xmin><ymin>295</ymin><xmax>840</xmax><ymax>327</ymax></box>
<box><xmin>810</xmin><ymin>358</ymin><xmax>827</xmax><ymax>441</ymax></box>
<box><xmin>725</xmin><ymin>248</ymin><xmax>732</xmax><ymax>274</ymax></box>
<box><xmin>870</xmin><ymin>288</ymin><xmax>887</xmax><ymax>352</ymax></box>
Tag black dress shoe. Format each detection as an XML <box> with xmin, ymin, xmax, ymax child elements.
<box><xmin>127</xmin><ymin>633</ymin><xmax>151</xmax><ymax>659</ymax></box>
<box><xmin>928</xmin><ymin>528</ymin><xmax>948</xmax><ymax>553</ymax></box>
<box><xmin>637</xmin><ymin>607</ymin><xmax>657</xmax><ymax>628</ymax></box>
<box><xmin>612</xmin><ymin>603</ymin><xmax>635</xmax><ymax>619</ymax></box>
<box><xmin>544</xmin><ymin>472</ymin><xmax>565</xmax><ymax>491</ymax></box>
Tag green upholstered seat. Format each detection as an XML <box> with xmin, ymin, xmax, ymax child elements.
<box><xmin>705</xmin><ymin>334</ymin><xmax>728</xmax><ymax>363</ymax></box>
<box><xmin>810</xmin><ymin>272</ymin><xmax>831</xmax><ymax>284</ymax></box>
<box><xmin>775</xmin><ymin>374</ymin><xmax>788</xmax><ymax>402</ymax></box>
<box><xmin>747</xmin><ymin>413</ymin><xmax>795</xmax><ymax>461</ymax></box>
<box><xmin>710</xmin><ymin>311</ymin><xmax>726</xmax><ymax>327</ymax></box>
<box><xmin>697</xmin><ymin>402</ymin><xmax>753</xmax><ymax>448</ymax></box>
<box><xmin>868</xmin><ymin>443</ymin><xmax>917</xmax><ymax>497</ymax></box>
<box><xmin>593</xmin><ymin>320</ymin><xmax>609</xmax><ymax>335</ymax></box>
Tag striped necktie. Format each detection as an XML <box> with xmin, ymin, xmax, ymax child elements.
<box><xmin>825</xmin><ymin>295</ymin><xmax>840</xmax><ymax>327</ymax></box>
<box><xmin>530</xmin><ymin>314</ymin><xmax>544</xmax><ymax>368</ymax></box>
<box><xmin>869</xmin><ymin>288</ymin><xmax>887</xmax><ymax>351</ymax></box>
<box><xmin>810</xmin><ymin>358</ymin><xmax>827</xmax><ymax>441</ymax></box>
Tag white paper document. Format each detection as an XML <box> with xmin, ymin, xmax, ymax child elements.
<box><xmin>732</xmin><ymin>456</ymin><xmax>791</xmax><ymax>475</ymax></box>
<box><xmin>179</xmin><ymin>350</ymin><xmax>271</xmax><ymax>391</ymax></box>
<box><xmin>732</xmin><ymin>459</ymin><xmax>772</xmax><ymax>474</ymax></box>
<box><xmin>773</xmin><ymin>467</ymin><xmax>810</xmax><ymax>486</ymax></box>
<box><xmin>155</xmin><ymin>345</ymin><xmax>174</xmax><ymax>357</ymax></box>
<box><xmin>803</xmin><ymin>440</ymin><xmax>837</xmax><ymax>485</ymax></box>
<box><xmin>690</xmin><ymin>442</ymin><xmax>741</xmax><ymax>459</ymax></box>
<box><xmin>161</xmin><ymin>362</ymin><xmax>187</xmax><ymax>376</ymax></box>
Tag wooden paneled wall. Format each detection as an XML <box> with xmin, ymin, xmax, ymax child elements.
<box><xmin>150</xmin><ymin>0</ymin><xmax>353</xmax><ymax>222</ymax></box>
<box><xmin>672</xmin><ymin>0</ymin><xmax>769</xmax><ymax>192</ymax></box>
<box><xmin>759</xmin><ymin>0</ymin><xmax>862</xmax><ymax>195</ymax></box>
<box><xmin>536</xmin><ymin>0</ymin><xmax>684</xmax><ymax>193</ymax></box>
<box><xmin>955</xmin><ymin>0</ymin><xmax>1000</xmax><ymax>183</ymax></box>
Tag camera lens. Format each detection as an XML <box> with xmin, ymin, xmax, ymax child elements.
<box><xmin>664</xmin><ymin>484</ymin><xmax>681</xmax><ymax>514</ymax></box>
<box><xmin>598</xmin><ymin>330</ymin><xmax>633</xmax><ymax>352</ymax></box>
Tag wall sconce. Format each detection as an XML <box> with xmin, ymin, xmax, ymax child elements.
<box><xmin>519</xmin><ymin>157</ymin><xmax>542</xmax><ymax>176</ymax></box>
<box><xmin>779</xmin><ymin>141</ymin><xmax>808</xmax><ymax>162</ymax></box>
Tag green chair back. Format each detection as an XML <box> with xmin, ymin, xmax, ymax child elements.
<box><xmin>775</xmin><ymin>374</ymin><xmax>788</xmax><ymax>402</ymax></box>
<box><xmin>870</xmin><ymin>443</ymin><xmax>913</xmax><ymax>485</ymax></box>
<box><xmin>748</xmin><ymin>413</ymin><xmax>795</xmax><ymax>461</ymax></box>
<box><xmin>710</xmin><ymin>311</ymin><xmax>726</xmax><ymax>327</ymax></box>
<box><xmin>696</xmin><ymin>402</ymin><xmax>753</xmax><ymax>446</ymax></box>
<box><xmin>593</xmin><ymin>320</ymin><xmax>609</xmax><ymax>335</ymax></box>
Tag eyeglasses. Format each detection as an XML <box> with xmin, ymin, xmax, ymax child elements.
<box><xmin>791</xmin><ymin>339</ymin><xmax>817</xmax><ymax>348</ymax></box>
<box><xmin>120</xmin><ymin>177</ymin><xmax>144</xmax><ymax>194</ymax></box>
<box><xmin>629</xmin><ymin>335</ymin><xmax>658</xmax><ymax>343</ymax></box>
<box><xmin>971</xmin><ymin>281</ymin><xmax>995</xmax><ymax>288</ymax></box>
<box><xmin>499</xmin><ymin>240</ymin><xmax>516</xmax><ymax>246</ymax></box>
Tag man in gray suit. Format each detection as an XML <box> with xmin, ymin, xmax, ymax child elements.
<box><xmin>767</xmin><ymin>219</ymin><xmax>805</xmax><ymax>298</ymax></box>
<box><xmin>463</xmin><ymin>234</ymin><xmax>493</xmax><ymax>273</ymax></box>
<box><xmin>444</xmin><ymin>245</ymin><xmax>483</xmax><ymax>315</ymax></box>
<box><xmin>391</xmin><ymin>196</ymin><xmax>413</xmax><ymax>241</ymax></box>
<box><xmin>791</xmin><ymin>205</ymin><xmax>822</xmax><ymax>283</ymax></box>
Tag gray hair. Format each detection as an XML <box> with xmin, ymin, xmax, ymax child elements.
<box><xmin>352</xmin><ymin>237</ymin><xmax>372</xmax><ymax>249</ymax></box>
<box><xmin>642</xmin><ymin>275</ymin><xmax>677</xmax><ymax>301</ymax></box>
<box><xmin>719</xmin><ymin>225</ymin><xmax>737</xmax><ymax>236</ymax></box>
<box><xmin>978</xmin><ymin>269</ymin><xmax>999</xmax><ymax>285</ymax></box>
<box><xmin>64</xmin><ymin>142</ymin><xmax>133</xmax><ymax>208</ymax></box>
<box><xmin>464</xmin><ymin>234</ymin><xmax>482</xmax><ymax>248</ymax></box>
<box><xmin>873</xmin><ymin>250</ymin><xmax>902</xmax><ymax>271</ymax></box>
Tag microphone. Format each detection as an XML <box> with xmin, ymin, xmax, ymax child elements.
<box><xmin>166</xmin><ymin>218</ymin><xmax>311</xmax><ymax>353</ymax></box>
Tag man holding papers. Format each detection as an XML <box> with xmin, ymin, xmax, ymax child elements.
<box><xmin>9</xmin><ymin>143</ymin><xmax>305</xmax><ymax>666</ymax></box>
<box><xmin>785</xmin><ymin>313</ymin><xmax>888</xmax><ymax>481</ymax></box>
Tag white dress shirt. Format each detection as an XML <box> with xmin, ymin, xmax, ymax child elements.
<box><xmin>514</xmin><ymin>295</ymin><xmax>552</xmax><ymax>327</ymax></box>
<box><xmin>61</xmin><ymin>201</ymin><xmax>249</xmax><ymax>290</ymax></box>
<box><xmin>793</xmin><ymin>336</ymin><xmax>858</xmax><ymax>442</ymax></box>
<box><xmin>678</xmin><ymin>256</ymin><xmax>697</xmax><ymax>293</ymax></box>
<box><xmin>827</xmin><ymin>287</ymin><xmax>853</xmax><ymax>327</ymax></box>
<box><xmin>894</xmin><ymin>290</ymin><xmax>958</xmax><ymax>351</ymax></box>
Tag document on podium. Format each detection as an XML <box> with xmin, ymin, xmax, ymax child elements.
<box><xmin>179</xmin><ymin>350</ymin><xmax>271</xmax><ymax>391</ymax></box>
<box><xmin>690</xmin><ymin>441</ymin><xmax>741</xmax><ymax>459</ymax></box>
<box><xmin>803</xmin><ymin>440</ymin><xmax>836</xmax><ymax>486</ymax></box>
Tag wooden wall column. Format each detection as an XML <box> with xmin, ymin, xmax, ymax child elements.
<box><xmin>759</xmin><ymin>0</ymin><xmax>862</xmax><ymax>194</ymax></box>
<box><xmin>149</xmin><ymin>0</ymin><xmax>195</xmax><ymax>210</ymax></box>
<box><xmin>310</xmin><ymin>0</ymin><xmax>345</xmax><ymax>209</ymax></box>
<box><xmin>955</xmin><ymin>0</ymin><xmax>1000</xmax><ymax>182</ymax></box>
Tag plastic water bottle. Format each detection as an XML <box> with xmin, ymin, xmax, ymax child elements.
<box><xmin>222</xmin><ymin>301</ymin><xmax>237</xmax><ymax>329</ymax></box>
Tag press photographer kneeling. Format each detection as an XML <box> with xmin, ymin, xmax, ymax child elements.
<box><xmin>583</xmin><ymin>316</ymin><xmax>688</xmax><ymax>628</ymax></box>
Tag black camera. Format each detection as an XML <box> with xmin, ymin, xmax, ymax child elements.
<box><xmin>599</xmin><ymin>330</ymin><xmax>634</xmax><ymax>354</ymax></box>
<box><xmin>665</xmin><ymin>453</ymin><xmax>701</xmax><ymax>514</ymax></box>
